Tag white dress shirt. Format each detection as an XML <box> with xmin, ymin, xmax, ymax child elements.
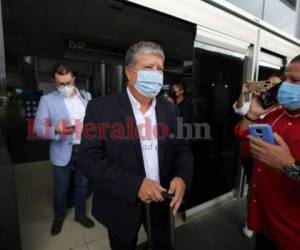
<box><xmin>232</xmin><ymin>92</ymin><xmax>278</xmax><ymax>119</ymax></box>
<box><xmin>127</xmin><ymin>87</ymin><xmax>160</xmax><ymax>183</ymax></box>
<box><xmin>233</xmin><ymin>93</ymin><xmax>252</xmax><ymax>115</ymax></box>
<box><xmin>63</xmin><ymin>88</ymin><xmax>86</xmax><ymax>144</ymax></box>
<box><xmin>233</xmin><ymin>101</ymin><xmax>251</xmax><ymax>115</ymax></box>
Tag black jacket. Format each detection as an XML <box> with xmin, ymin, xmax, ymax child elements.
<box><xmin>78</xmin><ymin>90</ymin><xmax>193</xmax><ymax>242</ymax></box>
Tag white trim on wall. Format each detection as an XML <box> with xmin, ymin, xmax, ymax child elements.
<box><xmin>126</xmin><ymin>0</ymin><xmax>300</xmax><ymax>46</ymax></box>
<box><xmin>195</xmin><ymin>26</ymin><xmax>250</xmax><ymax>56</ymax></box>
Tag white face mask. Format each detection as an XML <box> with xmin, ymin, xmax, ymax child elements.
<box><xmin>57</xmin><ymin>85</ymin><xmax>75</xmax><ymax>97</ymax></box>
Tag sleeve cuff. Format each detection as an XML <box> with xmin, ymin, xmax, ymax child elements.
<box><xmin>233</xmin><ymin>102</ymin><xmax>250</xmax><ymax>115</ymax></box>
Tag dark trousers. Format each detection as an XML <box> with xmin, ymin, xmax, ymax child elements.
<box><xmin>52</xmin><ymin>145</ymin><xmax>88</xmax><ymax>219</ymax></box>
<box><xmin>67</xmin><ymin>169</ymin><xmax>94</xmax><ymax>206</ymax></box>
<box><xmin>108</xmin><ymin>202</ymin><xmax>171</xmax><ymax>250</ymax></box>
<box><xmin>255</xmin><ymin>233</ymin><xmax>277</xmax><ymax>250</ymax></box>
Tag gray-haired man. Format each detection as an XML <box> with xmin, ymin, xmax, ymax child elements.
<box><xmin>78</xmin><ymin>41</ymin><xmax>193</xmax><ymax>250</ymax></box>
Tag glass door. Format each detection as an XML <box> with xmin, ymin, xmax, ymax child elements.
<box><xmin>186</xmin><ymin>43</ymin><xmax>246</xmax><ymax>208</ymax></box>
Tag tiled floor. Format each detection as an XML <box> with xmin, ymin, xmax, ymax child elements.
<box><xmin>15</xmin><ymin>161</ymin><xmax>111</xmax><ymax>250</ymax></box>
<box><xmin>14</xmin><ymin>161</ymin><xmax>253</xmax><ymax>250</ymax></box>
<box><xmin>175</xmin><ymin>199</ymin><xmax>255</xmax><ymax>250</ymax></box>
<box><xmin>14</xmin><ymin>161</ymin><xmax>183</xmax><ymax>250</ymax></box>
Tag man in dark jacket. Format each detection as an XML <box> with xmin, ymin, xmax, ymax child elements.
<box><xmin>78</xmin><ymin>41</ymin><xmax>193</xmax><ymax>250</ymax></box>
<box><xmin>171</xmin><ymin>83</ymin><xmax>193</xmax><ymax>123</ymax></box>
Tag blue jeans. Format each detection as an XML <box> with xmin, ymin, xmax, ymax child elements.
<box><xmin>52</xmin><ymin>145</ymin><xmax>88</xmax><ymax>219</ymax></box>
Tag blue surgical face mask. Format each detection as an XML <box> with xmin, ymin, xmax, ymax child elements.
<box><xmin>133</xmin><ymin>70</ymin><xmax>163</xmax><ymax>98</ymax></box>
<box><xmin>277</xmin><ymin>81</ymin><xmax>300</xmax><ymax>110</ymax></box>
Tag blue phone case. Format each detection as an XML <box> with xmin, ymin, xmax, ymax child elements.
<box><xmin>248</xmin><ymin>124</ymin><xmax>275</xmax><ymax>144</ymax></box>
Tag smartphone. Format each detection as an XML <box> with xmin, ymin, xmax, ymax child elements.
<box><xmin>247</xmin><ymin>80</ymin><xmax>273</xmax><ymax>93</ymax></box>
<box><xmin>248</xmin><ymin>124</ymin><xmax>275</xmax><ymax>144</ymax></box>
<box><xmin>258</xmin><ymin>82</ymin><xmax>282</xmax><ymax>109</ymax></box>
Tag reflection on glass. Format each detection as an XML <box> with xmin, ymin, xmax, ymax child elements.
<box><xmin>186</xmin><ymin>48</ymin><xmax>245</xmax><ymax>208</ymax></box>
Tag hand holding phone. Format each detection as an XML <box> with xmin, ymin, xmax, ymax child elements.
<box><xmin>247</xmin><ymin>80</ymin><xmax>273</xmax><ymax>93</ymax></box>
<box><xmin>258</xmin><ymin>82</ymin><xmax>282</xmax><ymax>109</ymax></box>
<box><xmin>248</xmin><ymin>124</ymin><xmax>275</xmax><ymax>144</ymax></box>
<box><xmin>64</xmin><ymin>125</ymin><xmax>75</xmax><ymax>135</ymax></box>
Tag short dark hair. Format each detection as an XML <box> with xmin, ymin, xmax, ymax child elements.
<box><xmin>268</xmin><ymin>72</ymin><xmax>285</xmax><ymax>81</ymax></box>
<box><xmin>51</xmin><ymin>63</ymin><xmax>74</xmax><ymax>78</ymax></box>
<box><xmin>290</xmin><ymin>55</ymin><xmax>300</xmax><ymax>64</ymax></box>
<box><xmin>172</xmin><ymin>83</ymin><xmax>186</xmax><ymax>92</ymax></box>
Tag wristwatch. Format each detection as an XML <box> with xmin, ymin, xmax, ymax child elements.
<box><xmin>283</xmin><ymin>162</ymin><xmax>300</xmax><ymax>181</ymax></box>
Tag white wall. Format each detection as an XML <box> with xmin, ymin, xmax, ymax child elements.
<box><xmin>296</xmin><ymin>1</ymin><xmax>300</xmax><ymax>39</ymax></box>
<box><xmin>263</xmin><ymin>0</ymin><xmax>298</xmax><ymax>35</ymax></box>
<box><xmin>225</xmin><ymin>0</ymin><xmax>264</xmax><ymax>18</ymax></box>
<box><xmin>225</xmin><ymin>0</ymin><xmax>299</xmax><ymax>38</ymax></box>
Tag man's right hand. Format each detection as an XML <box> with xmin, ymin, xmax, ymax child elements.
<box><xmin>240</xmin><ymin>92</ymin><xmax>268</xmax><ymax>130</ymax></box>
<box><xmin>248</xmin><ymin>92</ymin><xmax>274</xmax><ymax>118</ymax></box>
<box><xmin>55</xmin><ymin>122</ymin><xmax>75</xmax><ymax>135</ymax></box>
<box><xmin>236</xmin><ymin>81</ymin><xmax>250</xmax><ymax>109</ymax></box>
<box><xmin>138</xmin><ymin>178</ymin><xmax>167</xmax><ymax>203</ymax></box>
<box><xmin>241</xmin><ymin>80</ymin><xmax>250</xmax><ymax>94</ymax></box>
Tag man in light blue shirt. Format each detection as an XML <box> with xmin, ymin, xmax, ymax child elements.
<box><xmin>34</xmin><ymin>63</ymin><xmax>94</xmax><ymax>235</ymax></box>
